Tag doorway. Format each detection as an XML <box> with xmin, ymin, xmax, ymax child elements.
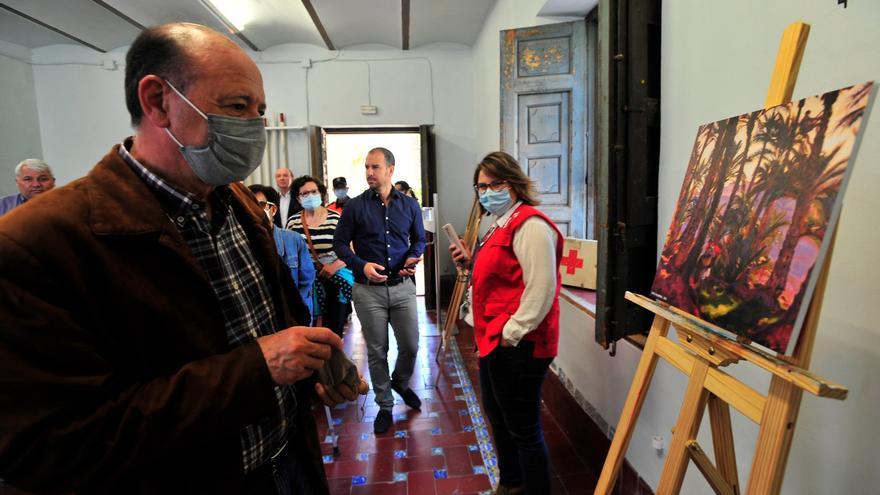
<box><xmin>320</xmin><ymin>128</ymin><xmax>432</xmax><ymax>297</ymax></box>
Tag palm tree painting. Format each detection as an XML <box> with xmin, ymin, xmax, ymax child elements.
<box><xmin>652</xmin><ymin>82</ymin><xmax>874</xmax><ymax>354</ymax></box>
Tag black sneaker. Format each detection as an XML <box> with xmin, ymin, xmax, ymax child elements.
<box><xmin>395</xmin><ymin>387</ymin><xmax>422</xmax><ymax>411</ymax></box>
<box><xmin>374</xmin><ymin>410</ymin><xmax>393</xmax><ymax>434</ymax></box>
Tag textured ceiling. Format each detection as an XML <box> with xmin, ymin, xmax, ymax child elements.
<box><xmin>0</xmin><ymin>0</ymin><xmax>500</xmax><ymax>53</ymax></box>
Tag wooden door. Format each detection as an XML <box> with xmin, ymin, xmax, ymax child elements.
<box><xmin>596</xmin><ymin>0</ymin><xmax>661</xmax><ymax>346</ymax></box>
<box><xmin>501</xmin><ymin>21</ymin><xmax>588</xmax><ymax>238</ymax></box>
<box><xmin>419</xmin><ymin>125</ymin><xmax>437</xmax><ymax>309</ymax></box>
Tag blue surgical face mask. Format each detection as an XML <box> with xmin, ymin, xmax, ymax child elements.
<box><xmin>163</xmin><ymin>80</ymin><xmax>266</xmax><ymax>186</ymax></box>
<box><xmin>479</xmin><ymin>188</ymin><xmax>513</xmax><ymax>216</ymax></box>
<box><xmin>334</xmin><ymin>188</ymin><xmax>348</xmax><ymax>200</ymax></box>
<box><xmin>300</xmin><ymin>193</ymin><xmax>322</xmax><ymax>210</ymax></box>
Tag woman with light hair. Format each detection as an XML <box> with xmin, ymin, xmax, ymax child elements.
<box><xmin>449</xmin><ymin>151</ymin><xmax>562</xmax><ymax>495</ymax></box>
<box><xmin>0</xmin><ymin>159</ymin><xmax>55</xmax><ymax>216</ymax></box>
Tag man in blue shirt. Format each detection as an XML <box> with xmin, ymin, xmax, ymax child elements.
<box><xmin>334</xmin><ymin>147</ymin><xmax>426</xmax><ymax>433</ymax></box>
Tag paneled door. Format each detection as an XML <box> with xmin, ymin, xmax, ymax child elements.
<box><xmin>501</xmin><ymin>21</ymin><xmax>588</xmax><ymax>238</ymax></box>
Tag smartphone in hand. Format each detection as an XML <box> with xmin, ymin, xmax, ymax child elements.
<box><xmin>442</xmin><ymin>223</ymin><xmax>465</xmax><ymax>253</ymax></box>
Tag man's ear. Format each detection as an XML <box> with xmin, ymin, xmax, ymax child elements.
<box><xmin>138</xmin><ymin>75</ymin><xmax>171</xmax><ymax>128</ymax></box>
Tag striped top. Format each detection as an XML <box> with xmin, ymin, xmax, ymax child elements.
<box><xmin>287</xmin><ymin>209</ymin><xmax>341</xmax><ymax>265</ymax></box>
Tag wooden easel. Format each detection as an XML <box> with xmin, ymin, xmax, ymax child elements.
<box><xmin>595</xmin><ymin>22</ymin><xmax>849</xmax><ymax>495</ymax></box>
<box><xmin>435</xmin><ymin>196</ymin><xmax>482</xmax><ymax>362</ymax></box>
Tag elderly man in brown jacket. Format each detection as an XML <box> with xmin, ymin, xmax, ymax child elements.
<box><xmin>0</xmin><ymin>23</ymin><xmax>361</xmax><ymax>494</ymax></box>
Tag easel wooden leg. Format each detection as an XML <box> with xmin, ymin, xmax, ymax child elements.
<box><xmin>436</xmin><ymin>197</ymin><xmax>481</xmax><ymax>363</ymax></box>
<box><xmin>745</xmin><ymin>378</ymin><xmax>804</xmax><ymax>495</ymax></box>
<box><xmin>708</xmin><ymin>395</ymin><xmax>740</xmax><ymax>494</ymax></box>
<box><xmin>656</xmin><ymin>359</ymin><xmax>710</xmax><ymax>494</ymax></box>
<box><xmin>594</xmin><ymin>316</ymin><xmax>670</xmax><ymax>494</ymax></box>
<box><xmin>686</xmin><ymin>440</ymin><xmax>735</xmax><ymax>495</ymax></box>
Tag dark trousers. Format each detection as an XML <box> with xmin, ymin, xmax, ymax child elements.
<box><xmin>479</xmin><ymin>341</ymin><xmax>553</xmax><ymax>494</ymax></box>
<box><xmin>320</xmin><ymin>278</ymin><xmax>349</xmax><ymax>339</ymax></box>
<box><xmin>243</xmin><ymin>444</ymin><xmax>313</xmax><ymax>495</ymax></box>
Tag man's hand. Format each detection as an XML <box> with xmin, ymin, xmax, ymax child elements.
<box><xmin>315</xmin><ymin>374</ymin><xmax>370</xmax><ymax>406</ymax></box>
<box><xmin>363</xmin><ymin>262</ymin><xmax>388</xmax><ymax>283</ymax></box>
<box><xmin>449</xmin><ymin>242</ymin><xmax>471</xmax><ymax>264</ymax></box>
<box><xmin>257</xmin><ymin>326</ymin><xmax>342</xmax><ymax>385</ymax></box>
<box><xmin>320</xmin><ymin>259</ymin><xmax>346</xmax><ymax>279</ymax></box>
<box><xmin>398</xmin><ymin>257</ymin><xmax>420</xmax><ymax>277</ymax></box>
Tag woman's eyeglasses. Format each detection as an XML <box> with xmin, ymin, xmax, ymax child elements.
<box><xmin>298</xmin><ymin>190</ymin><xmax>320</xmax><ymax>198</ymax></box>
<box><xmin>257</xmin><ymin>200</ymin><xmax>276</xmax><ymax>211</ymax></box>
<box><xmin>473</xmin><ymin>180</ymin><xmax>507</xmax><ymax>193</ymax></box>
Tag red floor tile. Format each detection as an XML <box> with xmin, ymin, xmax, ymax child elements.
<box><xmin>350</xmin><ymin>481</ymin><xmax>407</xmax><ymax>495</ymax></box>
<box><xmin>434</xmin><ymin>474</ymin><xmax>491</xmax><ymax>494</ymax></box>
<box><xmin>326</xmin><ymin>476</ymin><xmax>352</xmax><ymax>495</ymax></box>
<box><xmin>550</xmin><ymin>453</ymin><xmax>589</xmax><ymax>477</ymax></box>
<box><xmin>444</xmin><ymin>445</ymin><xmax>474</xmax><ymax>477</ymax></box>
<box><xmin>560</xmin><ymin>471</ymin><xmax>599</xmax><ymax>494</ymax></box>
<box><xmin>406</xmin><ymin>470</ymin><xmax>437</xmax><ymax>495</ymax></box>
<box><xmin>395</xmin><ymin>454</ymin><xmax>445</xmax><ymax>473</ymax></box>
<box><xmin>365</xmin><ymin>454</ymin><xmax>395</xmax><ymax>483</ymax></box>
<box><xmin>324</xmin><ymin>459</ymin><xmax>369</xmax><ymax>478</ymax></box>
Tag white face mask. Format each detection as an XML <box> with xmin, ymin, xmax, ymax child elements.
<box><xmin>163</xmin><ymin>80</ymin><xmax>267</xmax><ymax>186</ymax></box>
<box><xmin>479</xmin><ymin>188</ymin><xmax>513</xmax><ymax>216</ymax></box>
<box><xmin>300</xmin><ymin>193</ymin><xmax>322</xmax><ymax>210</ymax></box>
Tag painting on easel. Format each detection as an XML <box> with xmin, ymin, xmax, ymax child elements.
<box><xmin>652</xmin><ymin>82</ymin><xmax>874</xmax><ymax>354</ymax></box>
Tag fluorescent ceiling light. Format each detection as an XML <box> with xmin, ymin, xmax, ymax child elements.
<box><xmin>200</xmin><ymin>0</ymin><xmax>254</xmax><ymax>32</ymax></box>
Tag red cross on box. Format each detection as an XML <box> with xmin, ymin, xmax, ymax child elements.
<box><xmin>561</xmin><ymin>249</ymin><xmax>584</xmax><ymax>274</ymax></box>
<box><xmin>559</xmin><ymin>237</ymin><xmax>597</xmax><ymax>290</ymax></box>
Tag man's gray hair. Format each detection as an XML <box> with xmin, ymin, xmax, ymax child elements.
<box><xmin>368</xmin><ymin>147</ymin><xmax>395</xmax><ymax>167</ymax></box>
<box><xmin>15</xmin><ymin>159</ymin><xmax>53</xmax><ymax>178</ymax></box>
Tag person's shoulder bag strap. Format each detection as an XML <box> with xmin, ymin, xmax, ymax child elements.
<box><xmin>301</xmin><ymin>218</ymin><xmax>324</xmax><ymax>271</ymax></box>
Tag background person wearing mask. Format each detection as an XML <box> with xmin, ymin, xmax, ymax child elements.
<box><xmin>286</xmin><ymin>175</ymin><xmax>353</xmax><ymax>339</ymax></box>
<box><xmin>0</xmin><ymin>23</ymin><xmax>362</xmax><ymax>494</ymax></box>
<box><xmin>0</xmin><ymin>159</ymin><xmax>56</xmax><ymax>216</ymax></box>
<box><xmin>249</xmin><ymin>184</ymin><xmax>316</xmax><ymax>320</ymax></box>
<box><xmin>327</xmin><ymin>176</ymin><xmax>349</xmax><ymax>214</ymax></box>
<box><xmin>448</xmin><ymin>151</ymin><xmax>562</xmax><ymax>495</ymax></box>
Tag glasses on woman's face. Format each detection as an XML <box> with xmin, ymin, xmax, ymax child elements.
<box><xmin>257</xmin><ymin>200</ymin><xmax>275</xmax><ymax>211</ymax></box>
<box><xmin>299</xmin><ymin>189</ymin><xmax>319</xmax><ymax>199</ymax></box>
<box><xmin>473</xmin><ymin>180</ymin><xmax>507</xmax><ymax>193</ymax></box>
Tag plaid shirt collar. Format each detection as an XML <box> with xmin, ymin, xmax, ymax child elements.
<box><xmin>118</xmin><ymin>137</ymin><xmax>232</xmax><ymax>228</ymax></box>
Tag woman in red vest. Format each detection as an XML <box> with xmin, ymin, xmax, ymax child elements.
<box><xmin>449</xmin><ymin>152</ymin><xmax>563</xmax><ymax>495</ymax></box>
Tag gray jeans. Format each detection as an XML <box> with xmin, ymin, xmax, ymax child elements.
<box><xmin>352</xmin><ymin>279</ymin><xmax>420</xmax><ymax>411</ymax></box>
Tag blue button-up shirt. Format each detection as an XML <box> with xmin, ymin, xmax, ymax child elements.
<box><xmin>0</xmin><ymin>193</ymin><xmax>26</xmax><ymax>216</ymax></box>
<box><xmin>333</xmin><ymin>188</ymin><xmax>425</xmax><ymax>282</ymax></box>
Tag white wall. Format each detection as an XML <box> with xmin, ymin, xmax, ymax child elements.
<box><xmin>30</xmin><ymin>46</ymin><xmax>130</xmax><ymax>188</ymax></box>
<box><xmin>556</xmin><ymin>2</ymin><xmax>880</xmax><ymax>494</ymax></box>
<box><xmin>0</xmin><ymin>42</ymin><xmax>43</xmax><ymax>197</ymax></box>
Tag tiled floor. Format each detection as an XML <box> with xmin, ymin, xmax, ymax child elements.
<box><xmin>313</xmin><ymin>297</ymin><xmax>600</xmax><ymax>494</ymax></box>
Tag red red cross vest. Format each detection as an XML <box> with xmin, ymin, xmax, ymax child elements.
<box><xmin>471</xmin><ymin>204</ymin><xmax>563</xmax><ymax>358</ymax></box>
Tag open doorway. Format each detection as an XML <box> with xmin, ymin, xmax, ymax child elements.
<box><xmin>321</xmin><ymin>128</ymin><xmax>430</xmax><ymax>296</ymax></box>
